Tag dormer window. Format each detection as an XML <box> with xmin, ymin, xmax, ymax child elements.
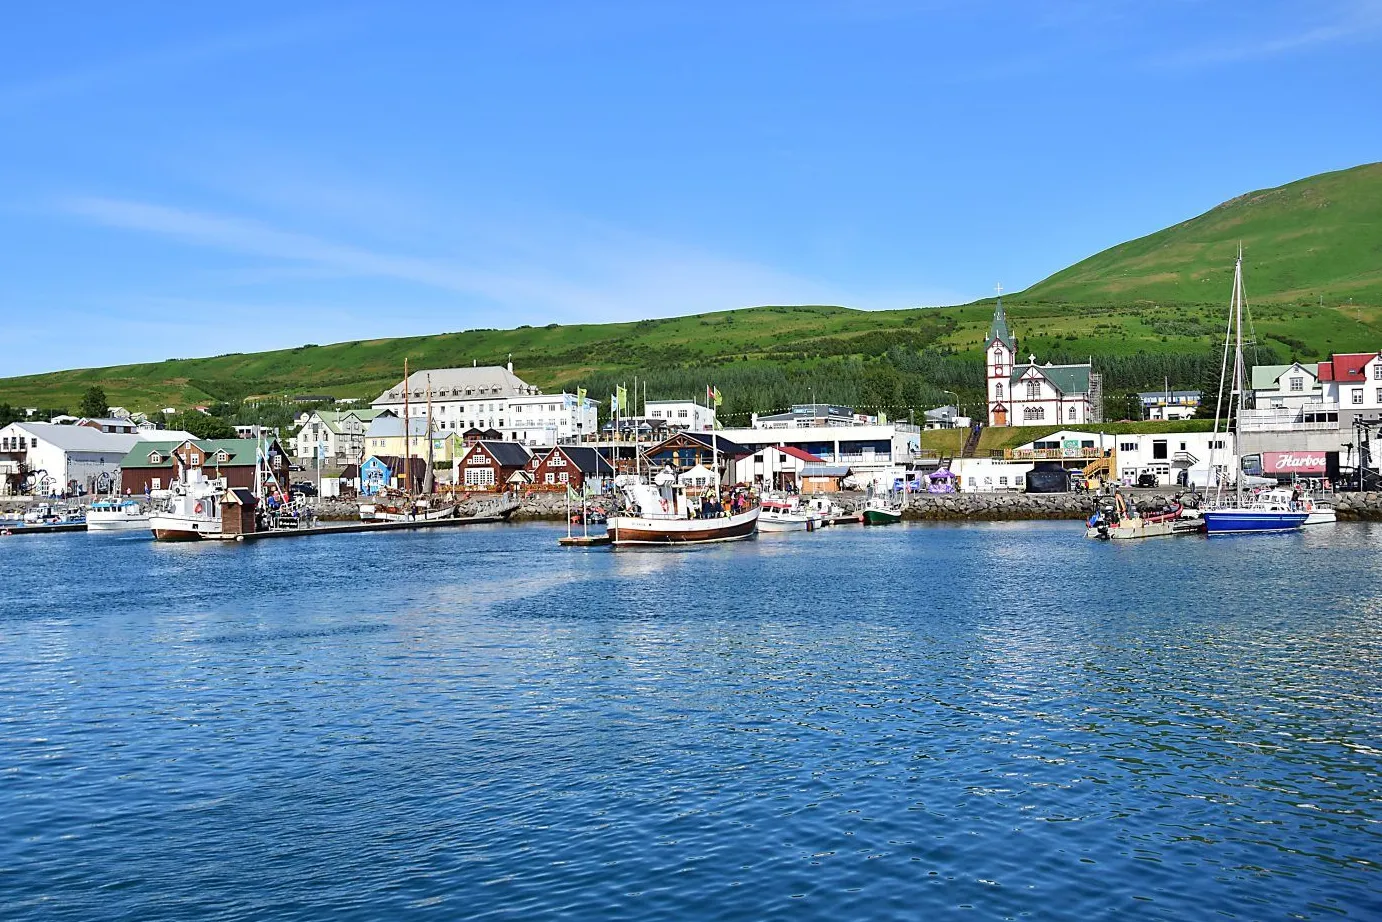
<box><xmin>148</xmin><ymin>451</ymin><xmax>162</xmax><ymax>463</ymax></box>
<box><xmin>217</xmin><ymin>450</ymin><xmax>230</xmax><ymax>462</ymax></box>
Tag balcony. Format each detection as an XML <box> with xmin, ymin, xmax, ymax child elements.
<box><xmin>1239</xmin><ymin>403</ymin><xmax>1340</xmax><ymax>432</ymax></box>
<box><xmin>1003</xmin><ymin>447</ymin><xmax>1106</xmax><ymax>461</ymax></box>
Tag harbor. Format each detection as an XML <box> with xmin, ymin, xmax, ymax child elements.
<box><xmin>4</xmin><ymin>519</ymin><xmax>1380</xmax><ymax>919</ymax></box>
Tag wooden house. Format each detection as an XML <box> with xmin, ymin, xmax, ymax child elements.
<box><xmin>119</xmin><ymin>438</ymin><xmax>290</xmax><ymax>495</ymax></box>
<box><xmin>456</xmin><ymin>440</ymin><xmax>531</xmax><ymax>491</ymax></box>
<box><xmin>526</xmin><ymin>446</ymin><xmax>614</xmax><ymax>492</ymax></box>
<box><xmin>642</xmin><ymin>432</ymin><xmax>751</xmax><ymax>484</ymax></box>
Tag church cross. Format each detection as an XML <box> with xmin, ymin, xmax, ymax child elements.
<box><xmin>995</xmin><ymin>283</ymin><xmax>1003</xmax><ymax>298</ymax></box>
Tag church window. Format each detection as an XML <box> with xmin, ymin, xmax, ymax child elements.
<box><xmin>1068</xmin><ymin>406</ymin><xmax>1076</xmax><ymax>420</ymax></box>
<box><xmin>995</xmin><ymin>383</ymin><xmax>1003</xmax><ymax>399</ymax></box>
<box><xmin>1026</xmin><ymin>380</ymin><xmax>1040</xmax><ymax>399</ymax></box>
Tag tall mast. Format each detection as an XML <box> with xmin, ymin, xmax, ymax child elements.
<box><xmin>1233</xmin><ymin>246</ymin><xmax>1247</xmax><ymax>504</ymax></box>
<box><xmin>425</xmin><ymin>373</ymin><xmax>435</xmax><ymax>496</ymax></box>
<box><xmin>402</xmin><ymin>357</ymin><xmax>410</xmax><ymax>496</ymax></box>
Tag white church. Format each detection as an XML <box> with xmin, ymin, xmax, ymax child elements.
<box><xmin>985</xmin><ymin>294</ymin><xmax>1102</xmax><ymax>427</ymax></box>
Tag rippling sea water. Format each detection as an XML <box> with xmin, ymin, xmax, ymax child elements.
<box><xmin>2</xmin><ymin>522</ymin><xmax>1380</xmax><ymax>920</ymax></box>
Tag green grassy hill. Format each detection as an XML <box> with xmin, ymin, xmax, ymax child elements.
<box><xmin>3</xmin><ymin>162</ymin><xmax>1381</xmax><ymax>416</ymax></box>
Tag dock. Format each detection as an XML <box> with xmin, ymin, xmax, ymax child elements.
<box><xmin>0</xmin><ymin>522</ymin><xmax>88</xmax><ymax>536</ymax></box>
<box><xmin>226</xmin><ymin>512</ymin><xmax>512</xmax><ymax>541</ymax></box>
<box><xmin>558</xmin><ymin>533</ymin><xmax>612</xmax><ymax>547</ymax></box>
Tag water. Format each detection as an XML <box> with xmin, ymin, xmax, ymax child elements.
<box><xmin>2</xmin><ymin>522</ymin><xmax>1381</xmax><ymax>920</ymax></box>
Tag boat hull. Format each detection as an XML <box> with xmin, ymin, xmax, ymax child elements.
<box><xmin>149</xmin><ymin>514</ymin><xmax>220</xmax><ymax>541</ymax></box>
<box><xmin>87</xmin><ymin>514</ymin><xmax>151</xmax><ymax>531</ymax></box>
<box><xmin>862</xmin><ymin>509</ymin><xmax>902</xmax><ymax>526</ymax></box>
<box><xmin>757</xmin><ymin>515</ymin><xmax>814</xmax><ymax>532</ymax></box>
<box><xmin>1303</xmin><ymin>508</ymin><xmax>1337</xmax><ymax>526</ymax></box>
<box><xmin>609</xmin><ymin>508</ymin><xmax>759</xmax><ymax>545</ymax></box>
<box><xmin>1202</xmin><ymin>509</ymin><xmax>1308</xmax><ymax>535</ymax></box>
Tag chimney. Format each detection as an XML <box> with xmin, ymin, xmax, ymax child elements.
<box><xmin>507</xmin><ymin>353</ymin><xmax>514</xmax><ymax>373</ymax></box>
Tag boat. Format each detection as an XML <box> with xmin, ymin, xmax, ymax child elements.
<box><xmin>1201</xmin><ymin>249</ymin><xmax>1308</xmax><ymax>536</ymax></box>
<box><xmin>22</xmin><ymin>502</ymin><xmax>61</xmax><ymax>525</ymax></box>
<box><xmin>1086</xmin><ymin>493</ymin><xmax>1204</xmax><ymax>540</ymax></box>
<box><xmin>757</xmin><ymin>496</ymin><xmax>820</xmax><ymax>532</ymax></box>
<box><xmin>1296</xmin><ymin>490</ymin><xmax>1337</xmax><ymax>526</ymax></box>
<box><xmin>87</xmin><ymin>498</ymin><xmax>150</xmax><ymax>531</ymax></box>
<box><xmin>861</xmin><ymin>494</ymin><xmax>904</xmax><ymax>526</ymax></box>
<box><xmin>150</xmin><ymin>469</ymin><xmax>227</xmax><ymax>541</ymax></box>
<box><xmin>608</xmin><ymin>475</ymin><xmax>758</xmax><ymax>545</ymax></box>
<box><xmin>798</xmin><ymin>495</ymin><xmax>851</xmax><ymax>525</ymax></box>
<box><xmin>360</xmin><ymin>491</ymin><xmax>454</xmax><ymax>522</ymax></box>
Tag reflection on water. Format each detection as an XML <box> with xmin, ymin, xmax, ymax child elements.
<box><xmin>2</xmin><ymin>522</ymin><xmax>1381</xmax><ymax>921</ymax></box>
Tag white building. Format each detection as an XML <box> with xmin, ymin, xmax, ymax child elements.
<box><xmin>717</xmin><ymin>423</ymin><xmax>920</xmax><ymax>490</ymax></box>
<box><xmin>1251</xmin><ymin>362</ymin><xmax>1325</xmax><ymax>411</ymax></box>
<box><xmin>372</xmin><ymin>363</ymin><xmax>540</xmax><ymax>433</ymax></box>
<box><xmin>292</xmin><ymin>409</ymin><xmax>383</xmax><ymax>462</ymax></box>
<box><xmin>1138</xmin><ymin>391</ymin><xmax>1201</xmax><ymax>421</ymax></box>
<box><xmin>506</xmin><ymin>393</ymin><xmax>599</xmax><ymax>447</ymax></box>
<box><xmin>985</xmin><ymin>299</ymin><xmax>1100</xmax><ymax>427</ymax></box>
<box><xmin>645</xmin><ymin>399</ymin><xmax>715</xmax><ymax>431</ymax></box>
<box><xmin>740</xmin><ymin>445</ymin><xmax>824</xmax><ymax>489</ymax></box>
<box><xmin>0</xmin><ymin>422</ymin><xmax>194</xmax><ymax>496</ymax></box>
<box><xmin>751</xmin><ymin>404</ymin><xmax>861</xmax><ymax>429</ymax></box>
<box><xmin>371</xmin><ymin>362</ymin><xmax>592</xmax><ymax>442</ymax></box>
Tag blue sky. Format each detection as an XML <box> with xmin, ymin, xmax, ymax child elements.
<box><xmin>3</xmin><ymin>1</ymin><xmax>1381</xmax><ymax>376</ymax></box>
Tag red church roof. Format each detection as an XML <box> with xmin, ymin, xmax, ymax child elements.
<box><xmin>1318</xmin><ymin>353</ymin><xmax>1378</xmax><ymax>383</ymax></box>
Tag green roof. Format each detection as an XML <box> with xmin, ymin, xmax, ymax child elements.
<box><xmin>119</xmin><ymin>438</ymin><xmax>263</xmax><ymax>469</ymax></box>
<box><xmin>1012</xmin><ymin>363</ymin><xmax>1091</xmax><ymax>395</ymax></box>
<box><xmin>306</xmin><ymin>408</ymin><xmax>385</xmax><ymax>435</ymax></box>
<box><xmin>984</xmin><ymin>299</ymin><xmax>1015</xmax><ymax>351</ymax></box>
<box><xmin>1250</xmin><ymin>363</ymin><xmax>1317</xmax><ymax>391</ymax></box>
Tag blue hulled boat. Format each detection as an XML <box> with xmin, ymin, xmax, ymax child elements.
<box><xmin>1202</xmin><ymin>508</ymin><xmax>1308</xmax><ymax>535</ymax></box>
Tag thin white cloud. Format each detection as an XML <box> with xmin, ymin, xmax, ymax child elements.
<box><xmin>0</xmin><ymin>11</ymin><xmax>362</xmax><ymax>113</ymax></box>
<box><xmin>58</xmin><ymin>195</ymin><xmax>851</xmax><ymax>326</ymax></box>
<box><xmin>1151</xmin><ymin>0</ymin><xmax>1382</xmax><ymax>68</ymax></box>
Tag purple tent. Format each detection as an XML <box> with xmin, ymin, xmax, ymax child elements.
<box><xmin>926</xmin><ymin>468</ymin><xmax>958</xmax><ymax>494</ymax></box>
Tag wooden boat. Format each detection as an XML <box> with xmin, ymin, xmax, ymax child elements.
<box><xmin>1086</xmin><ymin>496</ymin><xmax>1203</xmax><ymax>540</ymax></box>
<box><xmin>608</xmin><ymin>477</ymin><xmax>758</xmax><ymax>545</ymax></box>
<box><xmin>861</xmin><ymin>495</ymin><xmax>903</xmax><ymax>526</ymax></box>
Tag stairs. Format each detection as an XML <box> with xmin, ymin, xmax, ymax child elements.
<box><xmin>961</xmin><ymin>423</ymin><xmax>983</xmax><ymax>459</ymax></box>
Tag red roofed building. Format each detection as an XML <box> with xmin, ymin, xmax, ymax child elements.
<box><xmin>1318</xmin><ymin>352</ymin><xmax>1382</xmax><ymax>423</ymax></box>
<box><xmin>742</xmin><ymin>444</ymin><xmax>824</xmax><ymax>490</ymax></box>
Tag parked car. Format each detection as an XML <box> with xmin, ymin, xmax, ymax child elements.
<box><xmin>291</xmin><ymin>481</ymin><xmax>318</xmax><ymax>497</ymax></box>
<box><xmin>1136</xmin><ymin>472</ymin><xmax>1158</xmax><ymax>488</ymax></box>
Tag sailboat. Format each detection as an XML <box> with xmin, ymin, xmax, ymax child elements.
<box><xmin>1201</xmin><ymin>249</ymin><xmax>1308</xmax><ymax>535</ymax></box>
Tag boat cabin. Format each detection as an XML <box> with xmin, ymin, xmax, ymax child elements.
<box><xmin>220</xmin><ymin>487</ymin><xmax>259</xmax><ymax>536</ymax></box>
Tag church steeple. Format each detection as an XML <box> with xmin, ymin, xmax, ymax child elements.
<box><xmin>985</xmin><ymin>283</ymin><xmax>1015</xmax><ymax>351</ymax></box>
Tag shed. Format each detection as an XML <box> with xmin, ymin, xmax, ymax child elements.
<box><xmin>800</xmin><ymin>463</ymin><xmax>851</xmax><ymax>494</ymax></box>
<box><xmin>221</xmin><ymin>487</ymin><xmax>259</xmax><ymax>536</ymax></box>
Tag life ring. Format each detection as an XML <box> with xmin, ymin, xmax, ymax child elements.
<box><xmin>194</xmin><ymin>502</ymin><xmax>204</xmax><ymax>514</ymax></box>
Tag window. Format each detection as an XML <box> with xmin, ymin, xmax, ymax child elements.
<box><xmin>1119</xmin><ymin>442</ymin><xmax>1136</xmax><ymax>452</ymax></box>
<box><xmin>149</xmin><ymin>451</ymin><xmax>162</xmax><ymax>463</ymax></box>
<box><xmin>1068</xmin><ymin>406</ymin><xmax>1076</xmax><ymax>420</ymax></box>
<box><xmin>464</xmin><ymin>468</ymin><xmax>495</xmax><ymax>487</ymax></box>
<box><xmin>1290</xmin><ymin>377</ymin><xmax>1303</xmax><ymax>392</ymax></box>
<box><xmin>1354</xmin><ymin>388</ymin><xmax>1364</xmax><ymax>405</ymax></box>
<box><xmin>1374</xmin><ymin>365</ymin><xmax>1382</xmax><ymax>380</ymax></box>
<box><xmin>998</xmin><ymin>477</ymin><xmax>1008</xmax><ymax>486</ymax></box>
<box><xmin>545</xmin><ymin>472</ymin><xmax>555</xmax><ymax>484</ymax></box>
<box><xmin>678</xmin><ymin>410</ymin><xmax>688</xmax><ymax>418</ymax></box>
<box><xmin>1022</xmin><ymin>407</ymin><xmax>1044</xmax><ymax>421</ymax></box>
<box><xmin>1152</xmin><ymin>440</ymin><xmax>1168</xmax><ymax>460</ymax></box>
<box><xmin>558</xmin><ymin>472</ymin><xmax>569</xmax><ymax>483</ymax></box>
<box><xmin>995</xmin><ymin>383</ymin><xmax>1003</xmax><ymax>399</ymax></box>
<box><xmin>1026</xmin><ymin>380</ymin><xmax>1040</xmax><ymax>399</ymax></box>
<box><xmin>189</xmin><ymin>453</ymin><xmax>200</xmax><ymax>465</ymax></box>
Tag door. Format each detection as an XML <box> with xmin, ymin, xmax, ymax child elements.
<box><xmin>994</xmin><ymin>407</ymin><xmax>1007</xmax><ymax>426</ymax></box>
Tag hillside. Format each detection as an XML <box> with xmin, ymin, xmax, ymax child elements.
<box><xmin>4</xmin><ymin>162</ymin><xmax>1382</xmax><ymax>416</ymax></box>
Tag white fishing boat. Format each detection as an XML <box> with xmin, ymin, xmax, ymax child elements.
<box><xmin>87</xmin><ymin>498</ymin><xmax>150</xmax><ymax>531</ymax></box>
<box><xmin>756</xmin><ymin>497</ymin><xmax>820</xmax><ymax>532</ymax></box>
<box><xmin>150</xmin><ymin>469</ymin><xmax>227</xmax><ymax>541</ymax></box>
